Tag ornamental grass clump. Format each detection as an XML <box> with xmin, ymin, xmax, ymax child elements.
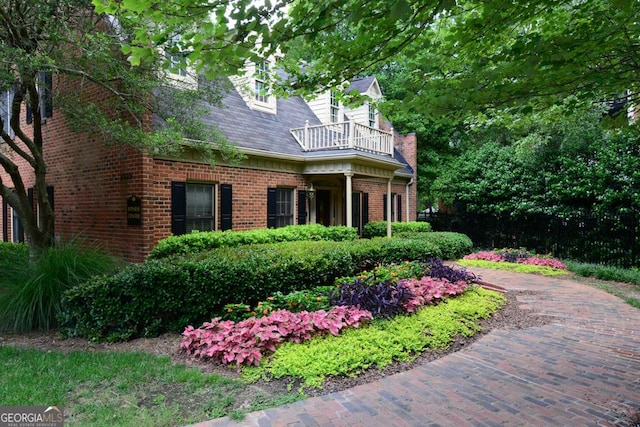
<box><xmin>463</xmin><ymin>248</ymin><xmax>567</xmax><ymax>270</ymax></box>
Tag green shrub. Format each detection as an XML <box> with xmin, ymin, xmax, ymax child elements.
<box><xmin>61</xmin><ymin>241</ymin><xmax>359</xmax><ymax>341</ymax></box>
<box><xmin>362</xmin><ymin>221</ymin><xmax>432</xmax><ymax>238</ymax></box>
<box><xmin>61</xmin><ymin>231</ymin><xmax>473</xmax><ymax>342</ymax></box>
<box><xmin>148</xmin><ymin>224</ymin><xmax>358</xmax><ymax>259</ymax></box>
<box><xmin>0</xmin><ymin>241</ymin><xmax>122</xmax><ymax>332</ymax></box>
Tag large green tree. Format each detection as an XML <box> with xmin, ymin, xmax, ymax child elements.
<box><xmin>106</xmin><ymin>0</ymin><xmax>640</xmax><ymax>120</ymax></box>
<box><xmin>1</xmin><ymin>0</ymin><xmax>231</xmax><ymax>260</ymax></box>
<box><xmin>433</xmin><ymin>104</ymin><xmax>640</xmax><ymax>216</ymax></box>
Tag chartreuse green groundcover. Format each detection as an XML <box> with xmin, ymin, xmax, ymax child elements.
<box><xmin>240</xmin><ymin>287</ymin><xmax>505</xmax><ymax>388</ymax></box>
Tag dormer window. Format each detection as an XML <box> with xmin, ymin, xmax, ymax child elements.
<box><xmin>164</xmin><ymin>35</ymin><xmax>197</xmax><ymax>89</ymax></box>
<box><xmin>254</xmin><ymin>61</ymin><xmax>270</xmax><ymax>103</ymax></box>
<box><xmin>169</xmin><ymin>52</ymin><xmax>187</xmax><ymax>78</ymax></box>
<box><xmin>1</xmin><ymin>86</ymin><xmax>14</xmax><ymax>137</ymax></box>
<box><xmin>229</xmin><ymin>59</ymin><xmax>277</xmax><ymax>114</ymax></box>
<box><xmin>330</xmin><ymin>90</ymin><xmax>340</xmax><ymax>123</ymax></box>
<box><xmin>368</xmin><ymin>103</ymin><xmax>376</xmax><ymax>128</ymax></box>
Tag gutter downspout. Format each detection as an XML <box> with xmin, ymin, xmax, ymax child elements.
<box><xmin>405</xmin><ymin>177</ymin><xmax>414</xmax><ymax>222</ymax></box>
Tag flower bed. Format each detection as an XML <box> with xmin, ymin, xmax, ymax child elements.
<box><xmin>463</xmin><ymin>248</ymin><xmax>567</xmax><ymax>270</ymax></box>
<box><xmin>181</xmin><ymin>258</ymin><xmax>477</xmax><ymax>367</ymax></box>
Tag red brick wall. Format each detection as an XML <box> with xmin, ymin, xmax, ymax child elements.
<box><xmin>1</xmin><ymin>78</ymin><xmax>420</xmax><ymax>262</ymax></box>
<box><xmin>0</xmin><ymin>75</ymin><xmax>149</xmax><ymax>260</ymax></box>
<box><xmin>146</xmin><ymin>160</ymin><xmax>307</xmax><ymax>248</ymax></box>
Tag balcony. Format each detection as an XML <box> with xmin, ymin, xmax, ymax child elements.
<box><xmin>290</xmin><ymin>120</ymin><xmax>394</xmax><ymax>157</ymax></box>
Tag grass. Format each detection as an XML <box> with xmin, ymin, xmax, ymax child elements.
<box><xmin>0</xmin><ymin>345</ymin><xmax>267</xmax><ymax>426</ymax></box>
<box><xmin>563</xmin><ymin>260</ymin><xmax>640</xmax><ymax>285</ymax></box>
<box><xmin>0</xmin><ymin>241</ymin><xmax>122</xmax><ymax>332</ymax></box>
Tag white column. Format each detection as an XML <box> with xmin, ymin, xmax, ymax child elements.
<box><xmin>309</xmin><ymin>195</ymin><xmax>316</xmax><ymax>224</ymax></box>
<box><xmin>387</xmin><ymin>179</ymin><xmax>392</xmax><ymax>237</ymax></box>
<box><xmin>345</xmin><ymin>173</ymin><xmax>353</xmax><ymax>228</ymax></box>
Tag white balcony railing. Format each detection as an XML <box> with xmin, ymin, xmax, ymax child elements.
<box><xmin>290</xmin><ymin>120</ymin><xmax>394</xmax><ymax>157</ymax></box>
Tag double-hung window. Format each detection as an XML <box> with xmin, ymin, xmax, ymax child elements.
<box><xmin>368</xmin><ymin>103</ymin><xmax>376</xmax><ymax>128</ymax></box>
<box><xmin>330</xmin><ymin>90</ymin><xmax>340</xmax><ymax>123</ymax></box>
<box><xmin>267</xmin><ymin>187</ymin><xmax>294</xmax><ymax>228</ymax></box>
<box><xmin>254</xmin><ymin>61</ymin><xmax>270</xmax><ymax>103</ymax></box>
<box><xmin>167</xmin><ymin>35</ymin><xmax>188</xmax><ymax>78</ymax></box>
<box><xmin>186</xmin><ymin>183</ymin><xmax>215</xmax><ymax>233</ymax></box>
<box><xmin>275</xmin><ymin>188</ymin><xmax>293</xmax><ymax>228</ymax></box>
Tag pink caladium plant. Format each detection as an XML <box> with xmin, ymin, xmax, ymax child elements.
<box><xmin>400</xmin><ymin>277</ymin><xmax>469</xmax><ymax>313</ymax></box>
<box><xmin>463</xmin><ymin>249</ymin><xmax>567</xmax><ymax>270</ymax></box>
<box><xmin>180</xmin><ymin>306</ymin><xmax>373</xmax><ymax>367</ymax></box>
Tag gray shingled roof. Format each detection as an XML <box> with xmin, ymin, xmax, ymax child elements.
<box><xmin>347</xmin><ymin>76</ymin><xmax>376</xmax><ymax>94</ymax></box>
<box><xmin>156</xmin><ymin>77</ymin><xmax>411</xmax><ymax>171</ymax></box>
<box><xmin>199</xmin><ymin>84</ymin><xmax>321</xmax><ymax>156</ymax></box>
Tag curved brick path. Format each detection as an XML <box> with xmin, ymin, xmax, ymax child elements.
<box><xmin>191</xmin><ymin>268</ymin><xmax>640</xmax><ymax>427</ymax></box>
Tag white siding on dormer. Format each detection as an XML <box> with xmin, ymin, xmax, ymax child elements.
<box><xmin>306</xmin><ymin>91</ymin><xmax>346</xmax><ymax>125</ymax></box>
<box><xmin>345</xmin><ymin>101</ymin><xmax>378</xmax><ymax>129</ymax></box>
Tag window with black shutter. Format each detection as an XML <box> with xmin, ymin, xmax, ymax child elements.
<box><xmin>11</xmin><ymin>206</ymin><xmax>23</xmax><ymax>243</ymax></box>
<box><xmin>171</xmin><ymin>182</ymin><xmax>217</xmax><ymax>235</ymax></box>
<box><xmin>383</xmin><ymin>193</ymin><xmax>397</xmax><ymax>221</ymax></box>
<box><xmin>1</xmin><ymin>86</ymin><xmax>15</xmax><ymax>137</ymax></box>
<box><xmin>362</xmin><ymin>193</ymin><xmax>369</xmax><ymax>226</ymax></box>
<box><xmin>297</xmin><ymin>190</ymin><xmax>307</xmax><ymax>225</ymax></box>
<box><xmin>220</xmin><ymin>184</ymin><xmax>232</xmax><ymax>231</ymax></box>
<box><xmin>267</xmin><ymin>188</ymin><xmax>294</xmax><ymax>228</ymax></box>
<box><xmin>26</xmin><ymin>72</ymin><xmax>53</xmax><ymax>124</ymax></box>
<box><xmin>352</xmin><ymin>192</ymin><xmax>361</xmax><ymax>234</ymax></box>
<box><xmin>171</xmin><ymin>181</ymin><xmax>187</xmax><ymax>235</ymax></box>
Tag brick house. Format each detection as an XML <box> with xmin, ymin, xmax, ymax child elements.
<box><xmin>0</xmin><ymin>61</ymin><xmax>417</xmax><ymax>262</ymax></box>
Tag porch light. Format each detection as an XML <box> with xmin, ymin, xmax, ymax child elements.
<box><xmin>306</xmin><ymin>183</ymin><xmax>316</xmax><ymax>199</ymax></box>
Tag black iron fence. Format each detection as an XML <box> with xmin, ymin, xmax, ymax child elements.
<box><xmin>421</xmin><ymin>212</ymin><xmax>640</xmax><ymax>268</ymax></box>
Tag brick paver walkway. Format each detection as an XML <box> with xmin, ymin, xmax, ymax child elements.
<box><xmin>191</xmin><ymin>268</ymin><xmax>640</xmax><ymax>427</ymax></box>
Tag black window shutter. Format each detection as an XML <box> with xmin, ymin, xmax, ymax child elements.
<box><xmin>46</xmin><ymin>186</ymin><xmax>54</xmax><ymax>211</ymax></box>
<box><xmin>28</xmin><ymin>188</ymin><xmax>34</xmax><ymax>210</ymax></box>
<box><xmin>171</xmin><ymin>181</ymin><xmax>187</xmax><ymax>235</ymax></box>
<box><xmin>2</xmin><ymin>198</ymin><xmax>7</xmax><ymax>242</ymax></box>
<box><xmin>267</xmin><ymin>188</ymin><xmax>277</xmax><ymax>228</ymax></box>
<box><xmin>220</xmin><ymin>184</ymin><xmax>232</xmax><ymax>231</ymax></box>
<box><xmin>383</xmin><ymin>195</ymin><xmax>387</xmax><ymax>221</ymax></box>
<box><xmin>39</xmin><ymin>72</ymin><xmax>53</xmax><ymax>118</ymax></box>
<box><xmin>297</xmin><ymin>190</ymin><xmax>307</xmax><ymax>225</ymax></box>
<box><xmin>26</xmin><ymin>106</ymin><xmax>32</xmax><ymax>124</ymax></box>
<box><xmin>362</xmin><ymin>193</ymin><xmax>369</xmax><ymax>225</ymax></box>
<box><xmin>397</xmin><ymin>194</ymin><xmax>402</xmax><ymax>222</ymax></box>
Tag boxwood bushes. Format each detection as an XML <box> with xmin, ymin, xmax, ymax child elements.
<box><xmin>362</xmin><ymin>221</ymin><xmax>432</xmax><ymax>238</ymax></box>
<box><xmin>60</xmin><ymin>230</ymin><xmax>473</xmax><ymax>342</ymax></box>
<box><xmin>148</xmin><ymin>224</ymin><xmax>358</xmax><ymax>260</ymax></box>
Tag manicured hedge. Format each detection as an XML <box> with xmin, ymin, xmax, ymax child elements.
<box><xmin>362</xmin><ymin>221</ymin><xmax>432</xmax><ymax>238</ymax></box>
<box><xmin>60</xmin><ymin>232</ymin><xmax>472</xmax><ymax>342</ymax></box>
<box><xmin>148</xmin><ymin>224</ymin><xmax>358</xmax><ymax>260</ymax></box>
